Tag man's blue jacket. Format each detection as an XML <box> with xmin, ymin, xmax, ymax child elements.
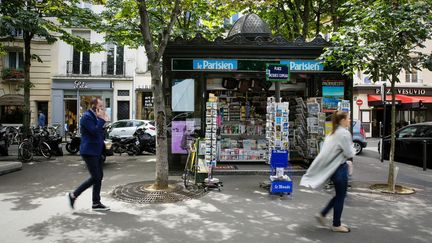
<box><xmin>80</xmin><ymin>110</ymin><xmax>106</xmax><ymax>156</ymax></box>
<box><xmin>38</xmin><ymin>113</ymin><xmax>46</xmax><ymax>127</ymax></box>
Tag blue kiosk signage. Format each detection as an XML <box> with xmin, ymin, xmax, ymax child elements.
<box><xmin>270</xmin><ymin>150</ymin><xmax>292</xmax><ymax>193</ymax></box>
<box><xmin>271</xmin><ymin>181</ymin><xmax>293</xmax><ymax>193</ymax></box>
<box><xmin>280</xmin><ymin>60</ymin><xmax>324</xmax><ymax>71</ymax></box>
<box><xmin>193</xmin><ymin>59</ymin><xmax>238</xmax><ymax>71</ymax></box>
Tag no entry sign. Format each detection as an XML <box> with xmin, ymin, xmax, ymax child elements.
<box><xmin>356</xmin><ymin>99</ymin><xmax>363</xmax><ymax>106</ymax></box>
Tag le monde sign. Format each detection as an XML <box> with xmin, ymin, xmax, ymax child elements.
<box><xmin>375</xmin><ymin>88</ymin><xmax>431</xmax><ymax>96</ymax></box>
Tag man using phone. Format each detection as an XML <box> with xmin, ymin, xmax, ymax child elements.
<box><xmin>68</xmin><ymin>97</ymin><xmax>110</xmax><ymax>211</ymax></box>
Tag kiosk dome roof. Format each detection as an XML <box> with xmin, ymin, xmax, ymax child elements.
<box><xmin>227</xmin><ymin>13</ymin><xmax>272</xmax><ymax>38</ymax></box>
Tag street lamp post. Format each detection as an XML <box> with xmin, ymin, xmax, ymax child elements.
<box><xmin>380</xmin><ymin>82</ymin><xmax>387</xmax><ymax>162</ymax></box>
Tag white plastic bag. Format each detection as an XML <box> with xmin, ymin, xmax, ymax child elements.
<box><xmin>347</xmin><ymin>160</ymin><xmax>353</xmax><ymax>176</ymax></box>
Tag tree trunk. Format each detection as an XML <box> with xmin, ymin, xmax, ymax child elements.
<box><xmin>302</xmin><ymin>0</ymin><xmax>310</xmax><ymax>39</ymax></box>
<box><xmin>315</xmin><ymin>0</ymin><xmax>322</xmax><ymax>36</ymax></box>
<box><xmin>151</xmin><ymin>62</ymin><xmax>169</xmax><ymax>189</ymax></box>
<box><xmin>137</xmin><ymin>0</ymin><xmax>180</xmax><ymax>190</ymax></box>
<box><xmin>330</xmin><ymin>0</ymin><xmax>338</xmax><ymax>32</ymax></box>
<box><xmin>387</xmin><ymin>77</ymin><xmax>396</xmax><ymax>192</ymax></box>
<box><xmin>23</xmin><ymin>32</ymin><xmax>32</xmax><ymax>137</ymax></box>
<box><xmin>278</xmin><ymin>2</ymin><xmax>294</xmax><ymax>39</ymax></box>
<box><xmin>287</xmin><ymin>1</ymin><xmax>301</xmax><ymax>37</ymax></box>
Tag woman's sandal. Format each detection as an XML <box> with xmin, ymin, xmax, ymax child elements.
<box><xmin>331</xmin><ymin>224</ymin><xmax>351</xmax><ymax>233</ymax></box>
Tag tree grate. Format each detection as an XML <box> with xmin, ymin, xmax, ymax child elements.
<box><xmin>111</xmin><ymin>180</ymin><xmax>207</xmax><ymax>204</ymax></box>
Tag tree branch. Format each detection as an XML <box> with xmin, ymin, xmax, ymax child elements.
<box><xmin>137</xmin><ymin>0</ymin><xmax>156</xmax><ymax>62</ymax></box>
<box><xmin>156</xmin><ymin>0</ymin><xmax>181</xmax><ymax>61</ymax></box>
<box><xmin>176</xmin><ymin>16</ymin><xmax>183</xmax><ymax>29</ymax></box>
<box><xmin>149</xmin><ymin>12</ymin><xmax>165</xmax><ymax>24</ymax></box>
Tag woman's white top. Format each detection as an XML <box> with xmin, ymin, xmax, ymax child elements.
<box><xmin>299</xmin><ymin>126</ymin><xmax>355</xmax><ymax>189</ymax></box>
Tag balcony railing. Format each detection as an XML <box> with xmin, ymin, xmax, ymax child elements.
<box><xmin>2</xmin><ymin>68</ymin><xmax>24</xmax><ymax>81</ymax></box>
<box><xmin>66</xmin><ymin>61</ymin><xmax>91</xmax><ymax>75</ymax></box>
<box><xmin>101</xmin><ymin>61</ymin><xmax>125</xmax><ymax>76</ymax></box>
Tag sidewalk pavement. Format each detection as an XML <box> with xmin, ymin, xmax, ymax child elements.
<box><xmin>0</xmin><ymin>152</ymin><xmax>431</xmax><ymax>243</ymax></box>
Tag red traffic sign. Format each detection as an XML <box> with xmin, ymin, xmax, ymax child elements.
<box><xmin>356</xmin><ymin>99</ymin><xmax>363</xmax><ymax>106</ymax></box>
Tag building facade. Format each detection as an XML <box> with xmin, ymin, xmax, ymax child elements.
<box><xmin>352</xmin><ymin>40</ymin><xmax>432</xmax><ymax>137</ymax></box>
<box><xmin>0</xmin><ymin>30</ymin><xmax>52</xmax><ymax>126</ymax></box>
<box><xmin>50</xmin><ymin>4</ymin><xmax>152</xmax><ymax>135</ymax></box>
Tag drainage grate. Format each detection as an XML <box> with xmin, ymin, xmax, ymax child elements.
<box><xmin>111</xmin><ymin>180</ymin><xmax>207</xmax><ymax>204</ymax></box>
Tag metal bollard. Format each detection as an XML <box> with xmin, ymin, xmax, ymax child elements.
<box><xmin>423</xmin><ymin>140</ymin><xmax>427</xmax><ymax>171</ymax></box>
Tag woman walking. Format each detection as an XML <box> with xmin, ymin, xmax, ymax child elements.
<box><xmin>300</xmin><ymin>111</ymin><xmax>354</xmax><ymax>233</ymax></box>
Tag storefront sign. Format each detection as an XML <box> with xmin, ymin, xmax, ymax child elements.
<box><xmin>266</xmin><ymin>64</ymin><xmax>290</xmax><ymax>82</ymax></box>
<box><xmin>52</xmin><ymin>79</ymin><xmax>112</xmax><ymax>90</ymax></box>
<box><xmin>375</xmin><ymin>88</ymin><xmax>429</xmax><ymax>96</ymax></box>
<box><xmin>193</xmin><ymin>59</ymin><xmax>238</xmax><ymax>70</ymax></box>
<box><xmin>74</xmin><ymin>80</ymin><xmax>88</xmax><ymax>89</ymax></box>
<box><xmin>280</xmin><ymin>60</ymin><xmax>324</xmax><ymax>71</ymax></box>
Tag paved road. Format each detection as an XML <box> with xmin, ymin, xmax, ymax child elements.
<box><xmin>1</xmin><ymin>150</ymin><xmax>431</xmax><ymax>243</ymax></box>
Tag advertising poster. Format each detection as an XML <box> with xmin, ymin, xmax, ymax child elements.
<box><xmin>322</xmin><ymin>80</ymin><xmax>344</xmax><ymax>112</ymax></box>
<box><xmin>172</xmin><ymin>79</ymin><xmax>194</xmax><ymax>112</ymax></box>
<box><xmin>171</xmin><ymin>121</ymin><xmax>187</xmax><ymax>154</ymax></box>
<box><xmin>171</xmin><ymin>119</ymin><xmax>201</xmax><ymax>154</ymax></box>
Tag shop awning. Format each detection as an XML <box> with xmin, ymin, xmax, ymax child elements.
<box><xmin>0</xmin><ymin>94</ymin><xmax>24</xmax><ymax>106</ymax></box>
<box><xmin>367</xmin><ymin>94</ymin><xmax>432</xmax><ymax>107</ymax></box>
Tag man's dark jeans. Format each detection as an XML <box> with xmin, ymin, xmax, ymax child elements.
<box><xmin>74</xmin><ymin>155</ymin><xmax>103</xmax><ymax>205</ymax></box>
<box><xmin>321</xmin><ymin>163</ymin><xmax>348</xmax><ymax>227</ymax></box>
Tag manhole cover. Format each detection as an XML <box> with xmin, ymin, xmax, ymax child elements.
<box><xmin>112</xmin><ymin>180</ymin><xmax>207</xmax><ymax>204</ymax></box>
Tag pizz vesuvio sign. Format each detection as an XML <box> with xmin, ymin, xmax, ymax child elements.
<box><xmin>375</xmin><ymin>88</ymin><xmax>431</xmax><ymax>96</ymax></box>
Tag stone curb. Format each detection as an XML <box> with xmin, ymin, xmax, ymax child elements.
<box><xmin>0</xmin><ymin>162</ymin><xmax>23</xmax><ymax>176</ymax></box>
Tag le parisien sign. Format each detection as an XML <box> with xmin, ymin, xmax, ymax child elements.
<box><xmin>375</xmin><ymin>88</ymin><xmax>431</xmax><ymax>96</ymax></box>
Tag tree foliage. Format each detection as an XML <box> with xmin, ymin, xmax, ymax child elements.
<box><xmin>102</xmin><ymin>0</ymin><xmax>241</xmax><ymax>49</ymax></box>
<box><xmin>238</xmin><ymin>0</ymin><xmax>348</xmax><ymax>39</ymax></box>
<box><xmin>0</xmin><ymin>0</ymin><xmax>103</xmax><ymax>53</ymax></box>
<box><xmin>321</xmin><ymin>0</ymin><xmax>432</xmax><ymax>191</ymax></box>
<box><xmin>322</xmin><ymin>0</ymin><xmax>432</xmax><ymax>81</ymax></box>
<box><xmin>0</xmin><ymin>0</ymin><xmax>103</xmax><ymax>134</ymax></box>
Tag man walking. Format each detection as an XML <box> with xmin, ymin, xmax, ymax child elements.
<box><xmin>38</xmin><ymin>111</ymin><xmax>46</xmax><ymax>128</ymax></box>
<box><xmin>68</xmin><ymin>98</ymin><xmax>110</xmax><ymax>211</ymax></box>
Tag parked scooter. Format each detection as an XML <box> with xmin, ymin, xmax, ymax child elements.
<box><xmin>111</xmin><ymin>136</ymin><xmax>137</xmax><ymax>155</ymax></box>
<box><xmin>65</xmin><ymin>132</ymin><xmax>80</xmax><ymax>154</ymax></box>
<box><xmin>38</xmin><ymin>127</ymin><xmax>63</xmax><ymax>156</ymax></box>
<box><xmin>133</xmin><ymin>127</ymin><xmax>156</xmax><ymax>154</ymax></box>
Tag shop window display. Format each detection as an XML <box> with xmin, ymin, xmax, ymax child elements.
<box><xmin>204</xmin><ymin>75</ymin><xmax>342</xmax><ymax>163</ymax></box>
<box><xmin>0</xmin><ymin>105</ymin><xmax>23</xmax><ymax>124</ymax></box>
<box><xmin>212</xmin><ymin>90</ymin><xmax>268</xmax><ymax>162</ymax></box>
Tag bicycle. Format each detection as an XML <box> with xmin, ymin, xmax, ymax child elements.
<box><xmin>5</xmin><ymin>126</ymin><xmax>22</xmax><ymax>146</ymax></box>
<box><xmin>18</xmin><ymin>132</ymin><xmax>52</xmax><ymax>162</ymax></box>
<box><xmin>182</xmin><ymin>137</ymin><xmax>201</xmax><ymax>189</ymax></box>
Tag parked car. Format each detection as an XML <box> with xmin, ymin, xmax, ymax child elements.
<box><xmin>107</xmin><ymin>119</ymin><xmax>156</xmax><ymax>138</ymax></box>
<box><xmin>353</xmin><ymin>120</ymin><xmax>368</xmax><ymax>155</ymax></box>
<box><xmin>379</xmin><ymin>122</ymin><xmax>432</xmax><ymax>168</ymax></box>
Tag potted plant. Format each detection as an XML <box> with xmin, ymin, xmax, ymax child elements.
<box><xmin>2</xmin><ymin>68</ymin><xmax>25</xmax><ymax>80</ymax></box>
